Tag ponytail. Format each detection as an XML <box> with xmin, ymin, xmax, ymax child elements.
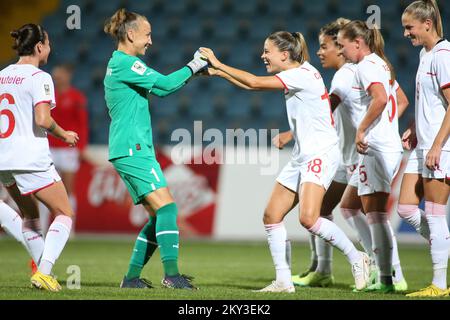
<box><xmin>341</xmin><ymin>20</ymin><xmax>395</xmax><ymax>82</ymax></box>
<box><xmin>267</xmin><ymin>31</ymin><xmax>310</xmax><ymax>64</ymax></box>
<box><xmin>104</xmin><ymin>8</ymin><xmax>145</xmax><ymax>43</ymax></box>
<box><xmin>403</xmin><ymin>0</ymin><xmax>444</xmax><ymax>38</ymax></box>
<box><xmin>371</xmin><ymin>27</ymin><xmax>396</xmax><ymax>83</ymax></box>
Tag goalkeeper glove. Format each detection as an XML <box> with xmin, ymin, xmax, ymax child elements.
<box><xmin>186</xmin><ymin>50</ymin><xmax>208</xmax><ymax>74</ymax></box>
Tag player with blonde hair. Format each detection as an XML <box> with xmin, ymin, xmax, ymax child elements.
<box><xmin>201</xmin><ymin>30</ymin><xmax>370</xmax><ymax>293</ymax></box>
<box><xmin>399</xmin><ymin>0</ymin><xmax>450</xmax><ymax>297</ymax></box>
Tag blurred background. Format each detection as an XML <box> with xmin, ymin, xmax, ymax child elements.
<box><xmin>0</xmin><ymin>0</ymin><xmax>449</xmax><ymax>240</ymax></box>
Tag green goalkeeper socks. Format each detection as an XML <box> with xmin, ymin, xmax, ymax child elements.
<box><xmin>125</xmin><ymin>215</ymin><xmax>158</xmax><ymax>280</ymax></box>
<box><xmin>155</xmin><ymin>202</ymin><xmax>180</xmax><ymax>276</ymax></box>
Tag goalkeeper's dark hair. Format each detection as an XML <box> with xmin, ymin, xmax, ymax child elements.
<box><xmin>403</xmin><ymin>0</ymin><xmax>443</xmax><ymax>38</ymax></box>
<box><xmin>10</xmin><ymin>24</ymin><xmax>47</xmax><ymax>56</ymax></box>
<box><xmin>267</xmin><ymin>31</ymin><xmax>310</xmax><ymax>64</ymax></box>
<box><xmin>340</xmin><ymin>20</ymin><xmax>396</xmax><ymax>82</ymax></box>
<box><xmin>319</xmin><ymin>18</ymin><xmax>351</xmax><ymax>46</ymax></box>
<box><xmin>104</xmin><ymin>8</ymin><xmax>147</xmax><ymax>43</ymax></box>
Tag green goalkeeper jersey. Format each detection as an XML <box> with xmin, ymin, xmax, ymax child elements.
<box><xmin>104</xmin><ymin>50</ymin><xmax>192</xmax><ymax>160</ymax></box>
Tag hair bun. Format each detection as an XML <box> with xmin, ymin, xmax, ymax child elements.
<box><xmin>10</xmin><ymin>30</ymin><xmax>20</xmax><ymax>39</ymax></box>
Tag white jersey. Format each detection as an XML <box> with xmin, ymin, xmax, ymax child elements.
<box><xmin>0</xmin><ymin>64</ymin><xmax>56</xmax><ymax>171</ymax></box>
<box><xmin>354</xmin><ymin>53</ymin><xmax>402</xmax><ymax>153</ymax></box>
<box><xmin>415</xmin><ymin>39</ymin><xmax>450</xmax><ymax>151</ymax></box>
<box><xmin>330</xmin><ymin>63</ymin><xmax>364</xmax><ymax>166</ymax></box>
<box><xmin>276</xmin><ymin>61</ymin><xmax>339</xmax><ymax>164</ymax></box>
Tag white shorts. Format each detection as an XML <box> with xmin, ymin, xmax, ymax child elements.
<box><xmin>333</xmin><ymin>163</ymin><xmax>358</xmax><ymax>187</ymax></box>
<box><xmin>404</xmin><ymin>149</ymin><xmax>450</xmax><ymax>180</ymax></box>
<box><xmin>50</xmin><ymin>148</ymin><xmax>80</xmax><ymax>173</ymax></box>
<box><xmin>277</xmin><ymin>145</ymin><xmax>341</xmax><ymax>192</ymax></box>
<box><xmin>358</xmin><ymin>151</ymin><xmax>402</xmax><ymax>196</ymax></box>
<box><xmin>0</xmin><ymin>165</ymin><xmax>61</xmax><ymax>195</ymax></box>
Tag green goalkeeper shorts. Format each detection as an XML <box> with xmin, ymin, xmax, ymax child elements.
<box><xmin>111</xmin><ymin>155</ymin><xmax>167</xmax><ymax>205</ymax></box>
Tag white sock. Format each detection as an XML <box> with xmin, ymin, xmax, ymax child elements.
<box><xmin>316</xmin><ymin>214</ymin><xmax>333</xmax><ymax>274</ymax></box>
<box><xmin>387</xmin><ymin>220</ymin><xmax>404</xmax><ymax>283</ymax></box>
<box><xmin>264</xmin><ymin>223</ymin><xmax>292</xmax><ymax>286</ymax></box>
<box><xmin>69</xmin><ymin>195</ymin><xmax>76</xmax><ymax>237</ymax></box>
<box><xmin>39</xmin><ymin>215</ymin><xmax>72</xmax><ymax>275</ymax></box>
<box><xmin>22</xmin><ymin>218</ymin><xmax>45</xmax><ymax>264</ymax></box>
<box><xmin>38</xmin><ymin>201</ymin><xmax>51</xmax><ymax>235</ymax></box>
<box><xmin>308</xmin><ymin>233</ymin><xmax>318</xmax><ymax>270</ymax></box>
<box><xmin>308</xmin><ymin>217</ymin><xmax>360</xmax><ymax>265</ymax></box>
<box><xmin>425</xmin><ymin>201</ymin><xmax>449</xmax><ymax>290</ymax></box>
<box><xmin>367</xmin><ymin>212</ymin><xmax>393</xmax><ymax>284</ymax></box>
<box><xmin>0</xmin><ymin>201</ymin><xmax>25</xmax><ymax>245</ymax></box>
<box><xmin>342</xmin><ymin>208</ymin><xmax>374</xmax><ymax>260</ymax></box>
<box><xmin>397</xmin><ymin>204</ymin><xmax>429</xmax><ymax>240</ymax></box>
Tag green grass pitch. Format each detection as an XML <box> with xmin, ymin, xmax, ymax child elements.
<box><xmin>0</xmin><ymin>238</ymin><xmax>448</xmax><ymax>300</ymax></box>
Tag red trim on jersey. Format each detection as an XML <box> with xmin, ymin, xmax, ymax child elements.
<box><xmin>34</xmin><ymin>100</ymin><xmax>52</xmax><ymax>107</ymax></box>
<box><xmin>352</xmin><ymin>86</ymin><xmax>363</xmax><ymax>90</ymax></box>
<box><xmin>22</xmin><ymin>182</ymin><xmax>55</xmax><ymax>196</ymax></box>
<box><xmin>436</xmin><ymin>49</ymin><xmax>450</xmax><ymax>53</ymax></box>
<box><xmin>427</xmin><ymin>72</ymin><xmax>437</xmax><ymax>76</ymax></box>
<box><xmin>300</xmin><ymin>67</ymin><xmax>310</xmax><ymax>72</ymax></box>
<box><xmin>275</xmin><ymin>75</ymin><xmax>289</xmax><ymax>93</ymax></box>
<box><xmin>31</xmin><ymin>71</ymin><xmax>44</xmax><ymax>77</ymax></box>
<box><xmin>367</xmin><ymin>60</ymin><xmax>376</xmax><ymax>64</ymax></box>
<box><xmin>330</xmin><ymin>93</ymin><xmax>341</xmax><ymax>105</ymax></box>
<box><xmin>366</xmin><ymin>82</ymin><xmax>383</xmax><ymax>92</ymax></box>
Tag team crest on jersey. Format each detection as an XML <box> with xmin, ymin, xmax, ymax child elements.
<box><xmin>131</xmin><ymin>61</ymin><xmax>147</xmax><ymax>75</ymax></box>
<box><xmin>44</xmin><ymin>84</ymin><xmax>50</xmax><ymax>95</ymax></box>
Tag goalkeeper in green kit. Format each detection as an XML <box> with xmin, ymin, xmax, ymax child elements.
<box><xmin>103</xmin><ymin>8</ymin><xmax>207</xmax><ymax>290</ymax></box>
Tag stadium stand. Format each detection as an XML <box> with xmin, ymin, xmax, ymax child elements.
<box><xmin>2</xmin><ymin>0</ymin><xmax>447</xmax><ymax>145</ymax></box>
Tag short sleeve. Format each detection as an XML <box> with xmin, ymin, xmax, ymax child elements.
<box><xmin>32</xmin><ymin>72</ymin><xmax>56</xmax><ymax>109</ymax></box>
<box><xmin>330</xmin><ymin>67</ymin><xmax>353</xmax><ymax>101</ymax></box>
<box><xmin>120</xmin><ymin>57</ymin><xmax>160</xmax><ymax>90</ymax></box>
<box><xmin>276</xmin><ymin>68</ymin><xmax>309</xmax><ymax>93</ymax></box>
<box><xmin>434</xmin><ymin>49</ymin><xmax>450</xmax><ymax>90</ymax></box>
<box><xmin>357</xmin><ymin>60</ymin><xmax>382</xmax><ymax>92</ymax></box>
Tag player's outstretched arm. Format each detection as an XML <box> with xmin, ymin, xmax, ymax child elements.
<box><xmin>207</xmin><ymin>68</ymin><xmax>253</xmax><ymax>90</ymax></box>
<box><xmin>150</xmin><ymin>50</ymin><xmax>208</xmax><ymax>95</ymax></box>
<box><xmin>200</xmin><ymin>47</ymin><xmax>284</xmax><ymax>91</ymax></box>
<box><xmin>35</xmin><ymin>102</ymin><xmax>79</xmax><ymax>147</ymax></box>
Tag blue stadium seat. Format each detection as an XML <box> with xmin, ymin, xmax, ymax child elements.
<box><xmin>93</xmin><ymin>0</ymin><xmax>125</xmax><ymax>17</ymax></box>
<box><xmin>215</xmin><ymin>16</ymin><xmax>239</xmax><ymax>40</ymax></box>
<box><xmin>179</xmin><ymin>16</ymin><xmax>203</xmax><ymax>40</ymax></box>
<box><xmin>42</xmin><ymin>14</ymin><xmax>67</xmax><ymax>38</ymax></box>
<box><xmin>199</xmin><ymin>1</ymin><xmax>223</xmax><ymax>15</ymax></box>
<box><xmin>267</xmin><ymin>0</ymin><xmax>293</xmax><ymax>16</ymax></box>
<box><xmin>260</xmin><ymin>92</ymin><xmax>285</xmax><ymax>118</ymax></box>
<box><xmin>227</xmin><ymin>94</ymin><xmax>251</xmax><ymax>117</ymax></box>
<box><xmin>338</xmin><ymin>0</ymin><xmax>364</xmax><ymax>17</ymax></box>
<box><xmin>249</xmin><ymin>17</ymin><xmax>275</xmax><ymax>40</ymax></box>
<box><xmin>232</xmin><ymin>0</ymin><xmax>258</xmax><ymax>15</ymax></box>
<box><xmin>303</xmin><ymin>1</ymin><xmax>325</xmax><ymax>16</ymax></box>
<box><xmin>126</xmin><ymin>0</ymin><xmax>153</xmax><ymax>14</ymax></box>
<box><xmin>165</xmin><ymin>0</ymin><xmax>186</xmax><ymax>15</ymax></box>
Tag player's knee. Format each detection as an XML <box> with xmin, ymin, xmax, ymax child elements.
<box><xmin>397</xmin><ymin>204</ymin><xmax>418</xmax><ymax>219</ymax></box>
<box><xmin>299</xmin><ymin>213</ymin><xmax>316</xmax><ymax>230</ymax></box>
<box><xmin>263</xmin><ymin>209</ymin><xmax>279</xmax><ymax>225</ymax></box>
